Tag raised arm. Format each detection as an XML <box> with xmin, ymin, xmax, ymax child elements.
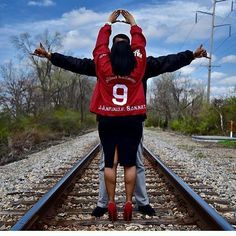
<box><xmin>145</xmin><ymin>44</ymin><xmax>209</xmax><ymax>79</ymax></box>
<box><xmin>32</xmin><ymin>43</ymin><xmax>96</xmax><ymax>76</ymax></box>
<box><xmin>93</xmin><ymin>10</ymin><xmax>120</xmax><ymax>61</ymax></box>
<box><xmin>50</xmin><ymin>53</ymin><xmax>95</xmax><ymax>76</ymax></box>
<box><xmin>121</xmin><ymin>10</ymin><xmax>146</xmax><ymax>79</ymax></box>
<box><xmin>92</xmin><ymin>25</ymin><xmax>111</xmax><ymax>62</ymax></box>
<box><xmin>92</xmin><ymin>10</ymin><xmax>120</xmax><ymax>77</ymax></box>
<box><xmin>121</xmin><ymin>10</ymin><xmax>146</xmax><ymax>49</ymax></box>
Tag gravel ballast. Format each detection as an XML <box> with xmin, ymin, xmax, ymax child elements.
<box><xmin>0</xmin><ymin>128</ymin><xmax>235</xmax><ymax>230</ymax></box>
<box><xmin>143</xmin><ymin>128</ymin><xmax>236</xmax><ymax>207</ymax></box>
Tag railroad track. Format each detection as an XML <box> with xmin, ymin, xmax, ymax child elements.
<box><xmin>1</xmin><ymin>143</ymin><xmax>235</xmax><ymax>230</ymax></box>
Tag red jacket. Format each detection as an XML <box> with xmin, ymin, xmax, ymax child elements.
<box><xmin>90</xmin><ymin>24</ymin><xmax>146</xmax><ymax>116</ymax></box>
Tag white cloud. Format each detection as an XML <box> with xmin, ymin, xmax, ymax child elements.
<box><xmin>28</xmin><ymin>0</ymin><xmax>55</xmax><ymax>7</ymax></box>
<box><xmin>61</xmin><ymin>8</ymin><xmax>103</xmax><ymax>27</ymax></box>
<box><xmin>215</xmin><ymin>76</ymin><xmax>236</xmax><ymax>86</ymax></box>
<box><xmin>62</xmin><ymin>30</ymin><xmax>94</xmax><ymax>50</ymax></box>
<box><xmin>212</xmin><ymin>71</ymin><xmax>227</xmax><ymax>80</ymax></box>
<box><xmin>211</xmin><ymin>86</ymin><xmax>236</xmax><ymax>98</ymax></box>
<box><xmin>133</xmin><ymin>1</ymin><xmax>212</xmax><ymax>43</ymax></box>
<box><xmin>2</xmin><ymin>59</ymin><xmax>11</xmax><ymax>64</ymax></box>
<box><xmin>179</xmin><ymin>65</ymin><xmax>196</xmax><ymax>75</ymax></box>
<box><xmin>0</xmin><ymin>8</ymin><xmax>104</xmax><ymax>53</ymax></box>
<box><xmin>166</xmin><ymin>18</ymin><xmax>211</xmax><ymax>43</ymax></box>
<box><xmin>143</xmin><ymin>24</ymin><xmax>166</xmax><ymax>39</ymax></box>
<box><xmin>135</xmin><ymin>1</ymin><xmax>205</xmax><ymax>25</ymax></box>
<box><xmin>215</xmin><ymin>1</ymin><xmax>233</xmax><ymax>17</ymax></box>
<box><xmin>191</xmin><ymin>56</ymin><xmax>209</xmax><ymax>66</ymax></box>
<box><xmin>220</xmin><ymin>55</ymin><xmax>236</xmax><ymax>64</ymax></box>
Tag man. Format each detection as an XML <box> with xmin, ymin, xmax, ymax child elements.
<box><xmin>33</xmin><ymin>37</ymin><xmax>208</xmax><ymax>217</ymax></box>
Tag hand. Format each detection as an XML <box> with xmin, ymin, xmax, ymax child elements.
<box><xmin>193</xmin><ymin>44</ymin><xmax>210</xmax><ymax>59</ymax></box>
<box><xmin>121</xmin><ymin>10</ymin><xmax>136</xmax><ymax>26</ymax></box>
<box><xmin>107</xmin><ymin>10</ymin><xmax>120</xmax><ymax>24</ymax></box>
<box><xmin>31</xmin><ymin>43</ymin><xmax>51</xmax><ymax>59</ymax></box>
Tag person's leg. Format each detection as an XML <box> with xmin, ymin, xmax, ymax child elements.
<box><xmin>104</xmin><ymin>147</ymin><xmax>118</xmax><ymax>202</ymax></box>
<box><xmin>97</xmin><ymin>147</ymin><xmax>108</xmax><ymax>207</ymax></box>
<box><xmin>92</xmin><ymin>117</ymin><xmax>114</xmax><ymax>217</ymax></box>
<box><xmin>123</xmin><ymin>165</ymin><xmax>136</xmax><ymax>221</ymax></box>
<box><xmin>134</xmin><ymin>141</ymin><xmax>149</xmax><ymax>205</ymax></box>
<box><xmin>105</xmin><ymin>147</ymin><xmax>118</xmax><ymax>221</ymax></box>
<box><xmin>134</xmin><ymin>139</ymin><xmax>156</xmax><ymax>216</ymax></box>
<box><xmin>124</xmin><ymin>166</ymin><xmax>136</xmax><ymax>202</ymax></box>
<box><xmin>91</xmin><ymin>147</ymin><xmax>109</xmax><ymax>217</ymax></box>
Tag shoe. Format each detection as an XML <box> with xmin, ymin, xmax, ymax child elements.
<box><xmin>91</xmin><ymin>206</ymin><xmax>108</xmax><ymax>217</ymax></box>
<box><xmin>123</xmin><ymin>201</ymin><xmax>133</xmax><ymax>221</ymax></box>
<box><xmin>138</xmin><ymin>204</ymin><xmax>156</xmax><ymax>216</ymax></box>
<box><xmin>108</xmin><ymin>202</ymin><xmax>117</xmax><ymax>222</ymax></box>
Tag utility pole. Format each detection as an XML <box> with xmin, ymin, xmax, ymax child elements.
<box><xmin>208</xmin><ymin>1</ymin><xmax>216</xmax><ymax>103</ymax></box>
<box><xmin>196</xmin><ymin>0</ymin><xmax>232</xmax><ymax>103</ymax></box>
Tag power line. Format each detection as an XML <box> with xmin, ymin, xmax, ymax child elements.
<box><xmin>193</xmin><ymin>30</ymin><xmax>236</xmax><ymax>79</ymax></box>
<box><xmin>194</xmin><ymin>2</ymin><xmax>235</xmax><ymax>72</ymax></box>
<box><xmin>195</xmin><ymin>0</ymin><xmax>233</xmax><ymax>103</ymax></box>
<box><xmin>178</xmin><ymin>24</ymin><xmax>196</xmax><ymax>51</ymax></box>
<box><xmin>215</xmin><ymin>32</ymin><xmax>236</xmax><ymax>53</ymax></box>
<box><xmin>185</xmin><ymin>2</ymin><xmax>231</xmax><ymax>74</ymax></box>
<box><xmin>178</xmin><ymin>3</ymin><xmax>213</xmax><ymax>51</ymax></box>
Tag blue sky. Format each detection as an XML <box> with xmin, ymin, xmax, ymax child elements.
<box><xmin>1</xmin><ymin>0</ymin><xmax>236</xmax><ymax>98</ymax></box>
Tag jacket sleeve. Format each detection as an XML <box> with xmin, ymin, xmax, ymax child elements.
<box><xmin>144</xmin><ymin>50</ymin><xmax>194</xmax><ymax>79</ymax></box>
<box><xmin>50</xmin><ymin>53</ymin><xmax>96</xmax><ymax>77</ymax></box>
<box><xmin>131</xmin><ymin>25</ymin><xmax>146</xmax><ymax>49</ymax></box>
<box><xmin>92</xmin><ymin>24</ymin><xmax>112</xmax><ymax>76</ymax></box>
<box><xmin>130</xmin><ymin>25</ymin><xmax>146</xmax><ymax>79</ymax></box>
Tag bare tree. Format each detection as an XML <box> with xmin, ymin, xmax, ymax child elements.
<box><xmin>149</xmin><ymin>72</ymin><xmax>205</xmax><ymax>127</ymax></box>
<box><xmin>150</xmin><ymin>73</ymin><xmax>177</xmax><ymax>127</ymax></box>
<box><xmin>47</xmin><ymin>67</ymin><xmax>95</xmax><ymax>121</ymax></box>
<box><xmin>0</xmin><ymin>61</ymin><xmax>37</xmax><ymax>118</ymax></box>
<box><xmin>212</xmin><ymin>98</ymin><xmax>225</xmax><ymax>134</ymax></box>
<box><xmin>11</xmin><ymin>30</ymin><xmax>62</xmax><ymax>109</ymax></box>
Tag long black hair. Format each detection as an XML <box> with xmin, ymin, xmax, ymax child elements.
<box><xmin>110</xmin><ymin>34</ymin><xmax>136</xmax><ymax>76</ymax></box>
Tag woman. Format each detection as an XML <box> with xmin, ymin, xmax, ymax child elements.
<box><xmin>91</xmin><ymin>9</ymin><xmax>147</xmax><ymax>221</ymax></box>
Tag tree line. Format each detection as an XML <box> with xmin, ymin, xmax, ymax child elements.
<box><xmin>146</xmin><ymin>72</ymin><xmax>236</xmax><ymax>135</ymax></box>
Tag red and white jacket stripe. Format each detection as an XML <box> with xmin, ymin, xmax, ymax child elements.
<box><xmin>90</xmin><ymin>24</ymin><xmax>147</xmax><ymax>116</ymax></box>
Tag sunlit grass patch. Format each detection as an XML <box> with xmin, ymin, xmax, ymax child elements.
<box><xmin>218</xmin><ymin>140</ymin><xmax>236</xmax><ymax>148</ymax></box>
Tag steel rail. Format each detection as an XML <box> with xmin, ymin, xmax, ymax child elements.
<box><xmin>11</xmin><ymin>143</ymin><xmax>100</xmax><ymax>230</ymax></box>
<box><xmin>143</xmin><ymin>145</ymin><xmax>234</xmax><ymax>231</ymax></box>
<box><xmin>10</xmin><ymin>143</ymin><xmax>234</xmax><ymax>231</ymax></box>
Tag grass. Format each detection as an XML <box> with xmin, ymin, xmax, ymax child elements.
<box><xmin>218</xmin><ymin>140</ymin><xmax>236</xmax><ymax>148</ymax></box>
<box><xmin>177</xmin><ymin>144</ymin><xmax>195</xmax><ymax>152</ymax></box>
<box><xmin>195</xmin><ymin>152</ymin><xmax>206</xmax><ymax>159</ymax></box>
